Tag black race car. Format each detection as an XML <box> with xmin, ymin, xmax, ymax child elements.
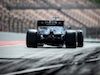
<box><xmin>26</xmin><ymin>17</ymin><xmax>83</xmax><ymax>48</ymax></box>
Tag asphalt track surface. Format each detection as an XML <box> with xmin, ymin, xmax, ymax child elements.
<box><xmin>0</xmin><ymin>32</ymin><xmax>100</xmax><ymax>75</ymax></box>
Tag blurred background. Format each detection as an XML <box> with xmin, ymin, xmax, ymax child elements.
<box><xmin>0</xmin><ymin>0</ymin><xmax>100</xmax><ymax>38</ymax></box>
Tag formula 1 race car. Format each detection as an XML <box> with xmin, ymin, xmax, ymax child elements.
<box><xmin>26</xmin><ymin>17</ymin><xmax>83</xmax><ymax>48</ymax></box>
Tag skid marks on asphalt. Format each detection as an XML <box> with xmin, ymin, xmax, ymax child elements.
<box><xmin>4</xmin><ymin>47</ymin><xmax>100</xmax><ymax>75</ymax></box>
<box><xmin>0</xmin><ymin>43</ymin><xmax>100</xmax><ymax>74</ymax></box>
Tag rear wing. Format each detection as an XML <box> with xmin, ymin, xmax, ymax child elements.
<box><xmin>37</xmin><ymin>20</ymin><xmax>64</xmax><ymax>26</ymax></box>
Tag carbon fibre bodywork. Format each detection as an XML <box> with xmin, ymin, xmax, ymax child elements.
<box><xmin>37</xmin><ymin>20</ymin><xmax>77</xmax><ymax>46</ymax></box>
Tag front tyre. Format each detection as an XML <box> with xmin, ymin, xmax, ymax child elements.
<box><xmin>26</xmin><ymin>29</ymin><xmax>37</xmax><ymax>48</ymax></box>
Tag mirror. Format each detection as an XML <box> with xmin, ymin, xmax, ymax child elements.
<box><xmin>68</xmin><ymin>26</ymin><xmax>71</xmax><ymax>29</ymax></box>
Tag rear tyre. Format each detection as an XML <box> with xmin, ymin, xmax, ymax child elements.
<box><xmin>65</xmin><ymin>32</ymin><xmax>76</xmax><ymax>48</ymax></box>
<box><xmin>26</xmin><ymin>29</ymin><xmax>37</xmax><ymax>48</ymax></box>
<box><xmin>77</xmin><ymin>31</ymin><xmax>83</xmax><ymax>47</ymax></box>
